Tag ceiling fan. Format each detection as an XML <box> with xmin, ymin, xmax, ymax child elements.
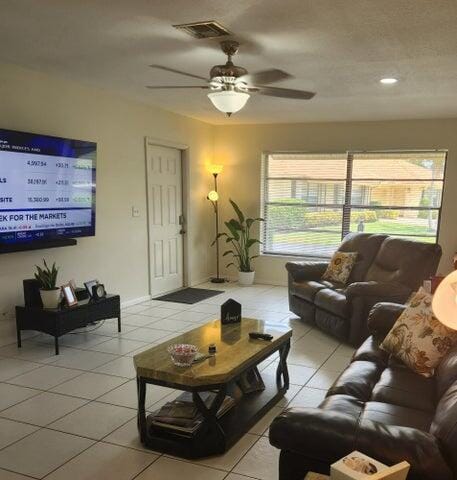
<box><xmin>147</xmin><ymin>40</ymin><xmax>315</xmax><ymax>116</ymax></box>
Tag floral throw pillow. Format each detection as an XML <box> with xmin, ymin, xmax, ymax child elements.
<box><xmin>380</xmin><ymin>288</ymin><xmax>457</xmax><ymax>377</ymax></box>
<box><xmin>322</xmin><ymin>252</ymin><xmax>358</xmax><ymax>284</ymax></box>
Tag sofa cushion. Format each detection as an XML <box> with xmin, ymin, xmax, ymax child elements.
<box><xmin>380</xmin><ymin>288</ymin><xmax>457</xmax><ymax>377</ymax></box>
<box><xmin>314</xmin><ymin>288</ymin><xmax>349</xmax><ymax>317</ymax></box>
<box><xmin>291</xmin><ymin>280</ymin><xmax>342</xmax><ymax>302</ymax></box>
<box><xmin>362</xmin><ymin>401</ymin><xmax>433</xmax><ymax>430</ymax></box>
<box><xmin>338</xmin><ymin>232</ymin><xmax>387</xmax><ymax>283</ymax></box>
<box><xmin>350</xmin><ymin>339</ymin><xmax>436</xmax><ymax>411</ymax></box>
<box><xmin>365</xmin><ymin>236</ymin><xmax>442</xmax><ymax>291</ymax></box>
<box><xmin>371</xmin><ymin>366</ymin><xmax>435</xmax><ymax>412</ymax></box>
<box><xmin>320</xmin><ymin>394</ymin><xmax>363</xmax><ymax>418</ymax></box>
<box><xmin>327</xmin><ymin>360</ymin><xmax>382</xmax><ymax>401</ymax></box>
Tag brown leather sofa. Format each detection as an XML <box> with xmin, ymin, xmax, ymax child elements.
<box><xmin>270</xmin><ymin>302</ymin><xmax>457</xmax><ymax>480</ymax></box>
<box><xmin>287</xmin><ymin>233</ymin><xmax>442</xmax><ymax>346</ymax></box>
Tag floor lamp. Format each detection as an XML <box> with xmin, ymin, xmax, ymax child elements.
<box><xmin>207</xmin><ymin>164</ymin><xmax>225</xmax><ymax>283</ymax></box>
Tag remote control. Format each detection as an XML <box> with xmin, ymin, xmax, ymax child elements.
<box><xmin>249</xmin><ymin>332</ymin><xmax>273</xmax><ymax>341</ymax></box>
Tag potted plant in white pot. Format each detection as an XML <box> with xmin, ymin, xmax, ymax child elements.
<box><xmin>214</xmin><ymin>199</ymin><xmax>264</xmax><ymax>286</ymax></box>
<box><xmin>35</xmin><ymin>259</ymin><xmax>60</xmax><ymax>309</ymax></box>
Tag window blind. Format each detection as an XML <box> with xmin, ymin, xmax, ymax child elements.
<box><xmin>261</xmin><ymin>151</ymin><xmax>447</xmax><ymax>258</ymax></box>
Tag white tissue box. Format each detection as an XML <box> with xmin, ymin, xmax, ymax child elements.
<box><xmin>330</xmin><ymin>451</ymin><xmax>410</xmax><ymax>480</ymax></box>
<box><xmin>331</xmin><ymin>451</ymin><xmax>386</xmax><ymax>480</ymax></box>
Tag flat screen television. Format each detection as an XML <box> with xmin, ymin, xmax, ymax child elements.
<box><xmin>0</xmin><ymin>128</ymin><xmax>96</xmax><ymax>247</ymax></box>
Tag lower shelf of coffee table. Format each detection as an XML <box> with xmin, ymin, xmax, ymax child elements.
<box><xmin>143</xmin><ymin>371</ymin><xmax>286</xmax><ymax>459</ymax></box>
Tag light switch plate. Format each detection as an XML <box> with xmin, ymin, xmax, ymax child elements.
<box><xmin>132</xmin><ymin>206</ymin><xmax>140</xmax><ymax>217</ymax></box>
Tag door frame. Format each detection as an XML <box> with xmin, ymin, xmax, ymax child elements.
<box><xmin>144</xmin><ymin>137</ymin><xmax>190</xmax><ymax>296</ymax></box>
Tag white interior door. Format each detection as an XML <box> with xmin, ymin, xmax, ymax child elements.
<box><xmin>146</xmin><ymin>144</ymin><xmax>184</xmax><ymax>296</ymax></box>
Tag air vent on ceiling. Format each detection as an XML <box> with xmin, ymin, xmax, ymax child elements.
<box><xmin>173</xmin><ymin>21</ymin><xmax>231</xmax><ymax>39</ymax></box>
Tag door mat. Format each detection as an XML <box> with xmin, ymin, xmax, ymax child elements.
<box><xmin>154</xmin><ymin>287</ymin><xmax>224</xmax><ymax>304</ymax></box>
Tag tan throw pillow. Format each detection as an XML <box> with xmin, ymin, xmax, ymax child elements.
<box><xmin>322</xmin><ymin>252</ymin><xmax>358</xmax><ymax>284</ymax></box>
<box><xmin>380</xmin><ymin>288</ymin><xmax>457</xmax><ymax>377</ymax></box>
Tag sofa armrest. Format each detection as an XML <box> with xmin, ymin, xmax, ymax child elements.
<box><xmin>346</xmin><ymin>281</ymin><xmax>411</xmax><ymax>299</ymax></box>
<box><xmin>285</xmin><ymin>261</ymin><xmax>329</xmax><ymax>282</ymax></box>
<box><xmin>270</xmin><ymin>408</ymin><xmax>453</xmax><ymax>480</ymax></box>
<box><xmin>345</xmin><ymin>282</ymin><xmax>411</xmax><ymax>346</ymax></box>
<box><xmin>270</xmin><ymin>409</ymin><xmax>356</xmax><ymax>462</ymax></box>
<box><xmin>368</xmin><ymin>302</ymin><xmax>407</xmax><ymax>338</ymax></box>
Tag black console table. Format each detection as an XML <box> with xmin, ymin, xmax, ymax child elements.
<box><xmin>16</xmin><ymin>294</ymin><xmax>121</xmax><ymax>355</ymax></box>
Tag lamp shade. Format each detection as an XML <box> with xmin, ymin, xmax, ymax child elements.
<box><xmin>207</xmin><ymin>190</ymin><xmax>219</xmax><ymax>202</ymax></box>
<box><xmin>208</xmin><ymin>164</ymin><xmax>223</xmax><ymax>175</ymax></box>
<box><xmin>207</xmin><ymin>91</ymin><xmax>250</xmax><ymax>115</ymax></box>
<box><xmin>432</xmin><ymin>270</ymin><xmax>457</xmax><ymax>330</ymax></box>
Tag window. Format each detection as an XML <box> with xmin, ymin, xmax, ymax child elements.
<box><xmin>261</xmin><ymin>151</ymin><xmax>447</xmax><ymax>258</ymax></box>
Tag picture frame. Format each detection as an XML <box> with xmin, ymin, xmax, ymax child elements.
<box><xmin>84</xmin><ymin>279</ymin><xmax>99</xmax><ymax>298</ymax></box>
<box><xmin>61</xmin><ymin>283</ymin><xmax>78</xmax><ymax>307</ymax></box>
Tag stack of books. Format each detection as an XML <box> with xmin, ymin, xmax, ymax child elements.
<box><xmin>150</xmin><ymin>391</ymin><xmax>235</xmax><ymax>436</ymax></box>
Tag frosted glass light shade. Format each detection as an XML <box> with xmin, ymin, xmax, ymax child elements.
<box><xmin>208</xmin><ymin>164</ymin><xmax>223</xmax><ymax>175</ymax></box>
<box><xmin>432</xmin><ymin>270</ymin><xmax>457</xmax><ymax>330</ymax></box>
<box><xmin>208</xmin><ymin>91</ymin><xmax>250</xmax><ymax>114</ymax></box>
<box><xmin>207</xmin><ymin>190</ymin><xmax>219</xmax><ymax>202</ymax></box>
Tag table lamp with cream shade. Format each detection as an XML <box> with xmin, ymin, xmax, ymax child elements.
<box><xmin>432</xmin><ymin>270</ymin><xmax>457</xmax><ymax>330</ymax></box>
<box><xmin>207</xmin><ymin>164</ymin><xmax>225</xmax><ymax>283</ymax></box>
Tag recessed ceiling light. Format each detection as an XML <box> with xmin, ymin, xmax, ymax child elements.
<box><xmin>380</xmin><ymin>77</ymin><xmax>398</xmax><ymax>84</ymax></box>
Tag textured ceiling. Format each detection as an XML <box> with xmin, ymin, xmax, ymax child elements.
<box><xmin>1</xmin><ymin>0</ymin><xmax>457</xmax><ymax>125</ymax></box>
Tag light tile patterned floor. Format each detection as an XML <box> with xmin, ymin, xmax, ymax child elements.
<box><xmin>0</xmin><ymin>282</ymin><xmax>354</xmax><ymax>479</ymax></box>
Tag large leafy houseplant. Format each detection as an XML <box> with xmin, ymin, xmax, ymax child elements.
<box><xmin>214</xmin><ymin>199</ymin><xmax>264</xmax><ymax>274</ymax></box>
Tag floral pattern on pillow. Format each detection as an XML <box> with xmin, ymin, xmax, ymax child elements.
<box><xmin>322</xmin><ymin>252</ymin><xmax>358</xmax><ymax>284</ymax></box>
<box><xmin>380</xmin><ymin>288</ymin><xmax>457</xmax><ymax>377</ymax></box>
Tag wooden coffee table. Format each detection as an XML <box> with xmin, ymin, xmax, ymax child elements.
<box><xmin>134</xmin><ymin>317</ymin><xmax>291</xmax><ymax>458</ymax></box>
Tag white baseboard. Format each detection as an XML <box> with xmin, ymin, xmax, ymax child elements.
<box><xmin>121</xmin><ymin>295</ymin><xmax>151</xmax><ymax>308</ymax></box>
<box><xmin>120</xmin><ymin>278</ymin><xmax>221</xmax><ymax>308</ymax></box>
<box><xmin>253</xmin><ymin>277</ymin><xmax>287</xmax><ymax>286</ymax></box>
<box><xmin>190</xmin><ymin>276</ymin><xmax>211</xmax><ymax>286</ymax></box>
<box><xmin>223</xmin><ymin>274</ymin><xmax>286</xmax><ymax>287</ymax></box>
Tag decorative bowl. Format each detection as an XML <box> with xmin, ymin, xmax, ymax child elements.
<box><xmin>167</xmin><ymin>344</ymin><xmax>198</xmax><ymax>367</ymax></box>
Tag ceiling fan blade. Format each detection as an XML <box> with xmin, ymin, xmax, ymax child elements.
<box><xmin>146</xmin><ymin>85</ymin><xmax>209</xmax><ymax>89</ymax></box>
<box><xmin>256</xmin><ymin>85</ymin><xmax>316</xmax><ymax>99</ymax></box>
<box><xmin>237</xmin><ymin>69</ymin><xmax>292</xmax><ymax>85</ymax></box>
<box><xmin>149</xmin><ymin>65</ymin><xmax>208</xmax><ymax>82</ymax></box>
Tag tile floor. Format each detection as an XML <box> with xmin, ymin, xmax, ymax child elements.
<box><xmin>0</xmin><ymin>282</ymin><xmax>354</xmax><ymax>480</ymax></box>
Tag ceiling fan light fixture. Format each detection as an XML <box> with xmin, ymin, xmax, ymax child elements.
<box><xmin>207</xmin><ymin>90</ymin><xmax>250</xmax><ymax>116</ymax></box>
<box><xmin>380</xmin><ymin>77</ymin><xmax>398</xmax><ymax>84</ymax></box>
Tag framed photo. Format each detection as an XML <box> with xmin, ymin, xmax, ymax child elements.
<box><xmin>61</xmin><ymin>283</ymin><xmax>78</xmax><ymax>307</ymax></box>
<box><xmin>84</xmin><ymin>279</ymin><xmax>99</xmax><ymax>298</ymax></box>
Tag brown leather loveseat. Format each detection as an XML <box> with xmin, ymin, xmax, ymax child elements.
<box><xmin>270</xmin><ymin>302</ymin><xmax>457</xmax><ymax>480</ymax></box>
<box><xmin>287</xmin><ymin>233</ymin><xmax>442</xmax><ymax>346</ymax></box>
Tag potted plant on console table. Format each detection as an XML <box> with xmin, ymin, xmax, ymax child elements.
<box><xmin>214</xmin><ymin>199</ymin><xmax>263</xmax><ymax>286</ymax></box>
<box><xmin>34</xmin><ymin>259</ymin><xmax>60</xmax><ymax>309</ymax></box>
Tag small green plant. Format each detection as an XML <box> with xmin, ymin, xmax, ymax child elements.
<box><xmin>214</xmin><ymin>199</ymin><xmax>264</xmax><ymax>272</ymax></box>
<box><xmin>34</xmin><ymin>259</ymin><xmax>59</xmax><ymax>290</ymax></box>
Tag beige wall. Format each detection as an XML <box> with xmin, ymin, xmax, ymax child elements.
<box><xmin>213</xmin><ymin>120</ymin><xmax>457</xmax><ymax>284</ymax></box>
<box><xmin>0</xmin><ymin>63</ymin><xmax>214</xmax><ymax>344</ymax></box>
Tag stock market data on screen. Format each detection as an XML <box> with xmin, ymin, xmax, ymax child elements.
<box><xmin>0</xmin><ymin>128</ymin><xmax>96</xmax><ymax>244</ymax></box>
